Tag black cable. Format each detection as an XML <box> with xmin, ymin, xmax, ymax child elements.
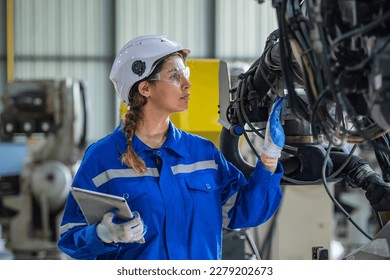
<box><xmin>321</xmin><ymin>142</ymin><xmax>373</xmax><ymax>240</ymax></box>
<box><xmin>280</xmin><ymin>143</ymin><xmax>357</xmax><ymax>186</ymax></box>
<box><xmin>307</xmin><ymin>0</ymin><xmax>337</xmax><ymax>103</ymax></box>
<box><xmin>276</xmin><ymin>1</ymin><xmax>309</xmax><ymax>121</ymax></box>
<box><xmin>345</xmin><ymin>35</ymin><xmax>390</xmax><ymax>72</ymax></box>
<box><xmin>328</xmin><ymin>145</ymin><xmax>358</xmax><ymax>180</ymax></box>
<box><xmin>330</xmin><ymin>9</ymin><xmax>390</xmax><ymax>53</ymax></box>
<box><xmin>309</xmin><ymin>87</ymin><xmax>333</xmax><ymax>138</ymax></box>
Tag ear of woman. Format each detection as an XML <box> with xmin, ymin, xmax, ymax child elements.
<box><xmin>138</xmin><ymin>81</ymin><xmax>151</xmax><ymax>97</ymax></box>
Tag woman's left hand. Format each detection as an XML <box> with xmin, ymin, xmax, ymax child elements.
<box><xmin>262</xmin><ymin>96</ymin><xmax>285</xmax><ymax>159</ymax></box>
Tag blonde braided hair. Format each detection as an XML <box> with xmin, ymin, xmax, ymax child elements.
<box><xmin>121</xmin><ymin>89</ymin><xmax>148</xmax><ymax>174</ymax></box>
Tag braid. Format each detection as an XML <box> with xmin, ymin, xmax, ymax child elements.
<box><xmin>121</xmin><ymin>90</ymin><xmax>148</xmax><ymax>174</ymax></box>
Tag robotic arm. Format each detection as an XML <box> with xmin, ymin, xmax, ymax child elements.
<box><xmin>219</xmin><ymin>0</ymin><xmax>390</xmax><ymax>260</ymax></box>
<box><xmin>275</xmin><ymin>0</ymin><xmax>390</xmax><ymax>212</ymax></box>
<box><xmin>219</xmin><ymin>0</ymin><xmax>390</xmax><ymax>215</ymax></box>
<box><xmin>274</xmin><ymin>0</ymin><xmax>390</xmax><ymax>141</ymax></box>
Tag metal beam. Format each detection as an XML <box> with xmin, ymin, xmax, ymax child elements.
<box><xmin>6</xmin><ymin>0</ymin><xmax>14</xmax><ymax>82</ymax></box>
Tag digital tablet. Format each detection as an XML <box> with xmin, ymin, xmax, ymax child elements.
<box><xmin>70</xmin><ymin>187</ymin><xmax>134</xmax><ymax>225</ymax></box>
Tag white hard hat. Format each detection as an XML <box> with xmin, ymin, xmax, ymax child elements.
<box><xmin>109</xmin><ymin>35</ymin><xmax>190</xmax><ymax>105</ymax></box>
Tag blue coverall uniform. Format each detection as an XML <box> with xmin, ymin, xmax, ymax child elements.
<box><xmin>57</xmin><ymin>121</ymin><xmax>283</xmax><ymax>259</ymax></box>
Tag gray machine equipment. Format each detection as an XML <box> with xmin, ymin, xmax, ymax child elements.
<box><xmin>0</xmin><ymin>79</ymin><xmax>87</xmax><ymax>259</ymax></box>
<box><xmin>219</xmin><ymin>0</ymin><xmax>390</xmax><ymax>259</ymax></box>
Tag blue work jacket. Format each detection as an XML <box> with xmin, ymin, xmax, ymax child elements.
<box><xmin>57</xmin><ymin>121</ymin><xmax>283</xmax><ymax>260</ymax></box>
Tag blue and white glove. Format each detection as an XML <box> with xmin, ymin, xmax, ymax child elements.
<box><xmin>262</xmin><ymin>96</ymin><xmax>286</xmax><ymax>159</ymax></box>
<box><xmin>96</xmin><ymin>209</ymin><xmax>146</xmax><ymax>244</ymax></box>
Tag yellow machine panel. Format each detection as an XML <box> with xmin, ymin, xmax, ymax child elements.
<box><xmin>171</xmin><ymin>59</ymin><xmax>222</xmax><ymax>146</ymax></box>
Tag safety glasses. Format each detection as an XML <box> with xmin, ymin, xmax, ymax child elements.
<box><xmin>149</xmin><ymin>66</ymin><xmax>190</xmax><ymax>84</ymax></box>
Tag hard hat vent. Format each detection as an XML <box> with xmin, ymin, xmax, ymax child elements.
<box><xmin>132</xmin><ymin>60</ymin><xmax>146</xmax><ymax>76</ymax></box>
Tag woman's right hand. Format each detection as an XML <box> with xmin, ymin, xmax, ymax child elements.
<box><xmin>96</xmin><ymin>209</ymin><xmax>146</xmax><ymax>244</ymax></box>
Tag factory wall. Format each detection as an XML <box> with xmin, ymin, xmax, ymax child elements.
<box><xmin>11</xmin><ymin>0</ymin><xmax>115</xmax><ymax>141</ymax></box>
<box><xmin>0</xmin><ymin>0</ymin><xmax>7</xmax><ymax>112</ymax></box>
<box><xmin>216</xmin><ymin>0</ymin><xmax>278</xmax><ymax>61</ymax></box>
<box><xmin>1</xmin><ymin>0</ymin><xmax>278</xmax><ymax>142</ymax></box>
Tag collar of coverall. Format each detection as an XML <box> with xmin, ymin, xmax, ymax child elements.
<box><xmin>115</xmin><ymin>120</ymin><xmax>190</xmax><ymax>158</ymax></box>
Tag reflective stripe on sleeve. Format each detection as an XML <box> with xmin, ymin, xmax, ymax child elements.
<box><xmin>92</xmin><ymin>168</ymin><xmax>159</xmax><ymax>187</ymax></box>
<box><xmin>59</xmin><ymin>222</ymin><xmax>88</xmax><ymax>235</ymax></box>
<box><xmin>222</xmin><ymin>192</ymin><xmax>237</xmax><ymax>228</ymax></box>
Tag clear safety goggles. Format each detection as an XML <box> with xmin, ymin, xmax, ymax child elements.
<box><xmin>149</xmin><ymin>66</ymin><xmax>190</xmax><ymax>84</ymax></box>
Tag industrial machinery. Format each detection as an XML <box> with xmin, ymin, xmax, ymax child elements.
<box><xmin>2</xmin><ymin>1</ymin><xmax>389</xmax><ymax>260</ymax></box>
<box><xmin>0</xmin><ymin>79</ymin><xmax>87</xmax><ymax>259</ymax></box>
<box><xmin>218</xmin><ymin>0</ymin><xmax>390</xmax><ymax>259</ymax></box>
